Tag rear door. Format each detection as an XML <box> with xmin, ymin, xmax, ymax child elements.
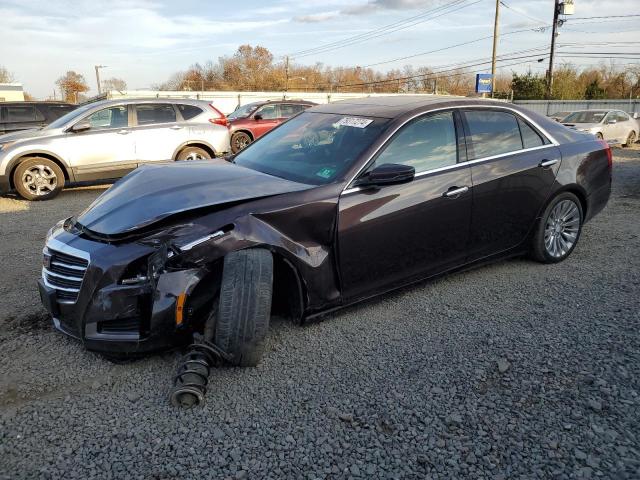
<box><xmin>338</xmin><ymin>110</ymin><xmax>473</xmax><ymax>300</ymax></box>
<box><xmin>461</xmin><ymin>108</ymin><xmax>561</xmax><ymax>260</ymax></box>
<box><xmin>133</xmin><ymin>103</ymin><xmax>187</xmax><ymax>163</ymax></box>
<box><xmin>251</xmin><ymin>104</ymin><xmax>281</xmax><ymax>139</ymax></box>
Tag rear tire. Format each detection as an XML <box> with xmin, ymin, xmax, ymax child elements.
<box><xmin>212</xmin><ymin>249</ymin><xmax>273</xmax><ymax>367</ymax></box>
<box><xmin>177</xmin><ymin>146</ymin><xmax>211</xmax><ymax>161</ymax></box>
<box><xmin>13</xmin><ymin>157</ymin><xmax>64</xmax><ymax>201</ymax></box>
<box><xmin>231</xmin><ymin>132</ymin><xmax>252</xmax><ymax>153</ymax></box>
<box><xmin>624</xmin><ymin>131</ymin><xmax>636</xmax><ymax>147</ymax></box>
<box><xmin>530</xmin><ymin>192</ymin><xmax>583</xmax><ymax>264</ymax></box>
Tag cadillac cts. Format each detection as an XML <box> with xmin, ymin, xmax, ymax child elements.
<box><xmin>39</xmin><ymin>96</ymin><xmax>612</xmax><ymax>363</ymax></box>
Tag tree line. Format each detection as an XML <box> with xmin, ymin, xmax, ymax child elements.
<box><xmin>2</xmin><ymin>44</ymin><xmax>638</xmax><ymax>103</ymax></box>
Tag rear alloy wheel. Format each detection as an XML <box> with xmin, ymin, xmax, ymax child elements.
<box><xmin>530</xmin><ymin>192</ymin><xmax>583</xmax><ymax>264</ymax></box>
<box><xmin>177</xmin><ymin>146</ymin><xmax>211</xmax><ymax>161</ymax></box>
<box><xmin>231</xmin><ymin>132</ymin><xmax>252</xmax><ymax>153</ymax></box>
<box><xmin>210</xmin><ymin>249</ymin><xmax>273</xmax><ymax>367</ymax></box>
<box><xmin>624</xmin><ymin>131</ymin><xmax>636</xmax><ymax>147</ymax></box>
<box><xmin>13</xmin><ymin>157</ymin><xmax>64</xmax><ymax>201</ymax></box>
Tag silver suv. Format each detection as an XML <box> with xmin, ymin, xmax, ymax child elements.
<box><xmin>0</xmin><ymin>98</ymin><xmax>230</xmax><ymax>200</ymax></box>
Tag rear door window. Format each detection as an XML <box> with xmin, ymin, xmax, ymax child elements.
<box><xmin>135</xmin><ymin>104</ymin><xmax>177</xmax><ymax>125</ymax></box>
<box><xmin>463</xmin><ymin>110</ymin><xmax>523</xmax><ymax>160</ymax></box>
<box><xmin>279</xmin><ymin>104</ymin><xmax>305</xmax><ymax>118</ymax></box>
<box><xmin>517</xmin><ymin>118</ymin><xmax>545</xmax><ymax>148</ymax></box>
<box><xmin>6</xmin><ymin>105</ymin><xmax>37</xmax><ymax>122</ymax></box>
<box><xmin>177</xmin><ymin>104</ymin><xmax>203</xmax><ymax>121</ymax></box>
<box><xmin>256</xmin><ymin>104</ymin><xmax>279</xmax><ymax>120</ymax></box>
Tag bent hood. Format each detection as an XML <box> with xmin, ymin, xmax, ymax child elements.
<box><xmin>76</xmin><ymin>160</ymin><xmax>312</xmax><ymax>236</ymax></box>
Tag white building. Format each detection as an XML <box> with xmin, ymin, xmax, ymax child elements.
<box><xmin>0</xmin><ymin>83</ymin><xmax>25</xmax><ymax>102</ymax></box>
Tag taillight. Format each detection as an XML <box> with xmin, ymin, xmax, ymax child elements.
<box><xmin>208</xmin><ymin>103</ymin><xmax>229</xmax><ymax>127</ymax></box>
<box><xmin>598</xmin><ymin>139</ymin><xmax>612</xmax><ymax>170</ymax></box>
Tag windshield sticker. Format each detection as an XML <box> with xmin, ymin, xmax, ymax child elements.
<box><xmin>335</xmin><ymin>117</ymin><xmax>373</xmax><ymax>129</ymax></box>
<box><xmin>316</xmin><ymin>167</ymin><xmax>336</xmax><ymax>179</ymax></box>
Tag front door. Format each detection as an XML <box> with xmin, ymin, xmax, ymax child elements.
<box><xmin>64</xmin><ymin>104</ymin><xmax>137</xmax><ymax>180</ymax></box>
<box><xmin>251</xmin><ymin>104</ymin><xmax>281</xmax><ymax>139</ymax></box>
<box><xmin>460</xmin><ymin>108</ymin><xmax>561</xmax><ymax>260</ymax></box>
<box><xmin>338</xmin><ymin>110</ymin><xmax>472</xmax><ymax>301</ymax></box>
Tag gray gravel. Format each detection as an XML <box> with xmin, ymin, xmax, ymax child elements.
<box><xmin>1</xmin><ymin>150</ymin><xmax>639</xmax><ymax>479</ymax></box>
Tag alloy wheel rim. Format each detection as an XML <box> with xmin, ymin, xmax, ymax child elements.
<box><xmin>22</xmin><ymin>164</ymin><xmax>57</xmax><ymax>196</ymax></box>
<box><xmin>235</xmin><ymin>135</ymin><xmax>250</xmax><ymax>150</ymax></box>
<box><xmin>544</xmin><ymin>199</ymin><xmax>580</xmax><ymax>258</ymax></box>
<box><xmin>185</xmin><ymin>152</ymin><xmax>205</xmax><ymax>161</ymax></box>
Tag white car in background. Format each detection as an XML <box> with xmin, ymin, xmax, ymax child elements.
<box><xmin>0</xmin><ymin>98</ymin><xmax>230</xmax><ymax>200</ymax></box>
<box><xmin>561</xmin><ymin>109</ymin><xmax>638</xmax><ymax>146</ymax></box>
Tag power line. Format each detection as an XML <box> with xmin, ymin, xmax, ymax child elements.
<box><xmin>286</xmin><ymin>0</ymin><xmax>480</xmax><ymax>59</ymax></box>
<box><xmin>569</xmin><ymin>15</ymin><xmax>640</xmax><ymax>20</ymax></box>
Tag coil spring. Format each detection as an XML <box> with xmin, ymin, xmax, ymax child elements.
<box><xmin>169</xmin><ymin>335</ymin><xmax>232</xmax><ymax>407</ymax></box>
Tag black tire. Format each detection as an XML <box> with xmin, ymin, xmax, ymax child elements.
<box><xmin>176</xmin><ymin>146</ymin><xmax>212</xmax><ymax>161</ymax></box>
<box><xmin>212</xmin><ymin>249</ymin><xmax>273</xmax><ymax>367</ymax></box>
<box><xmin>231</xmin><ymin>131</ymin><xmax>252</xmax><ymax>153</ymax></box>
<box><xmin>13</xmin><ymin>157</ymin><xmax>64</xmax><ymax>201</ymax></box>
<box><xmin>624</xmin><ymin>131</ymin><xmax>636</xmax><ymax>147</ymax></box>
<box><xmin>530</xmin><ymin>192</ymin><xmax>583</xmax><ymax>264</ymax></box>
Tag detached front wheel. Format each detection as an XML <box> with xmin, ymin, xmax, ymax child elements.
<box><xmin>211</xmin><ymin>249</ymin><xmax>273</xmax><ymax>366</ymax></box>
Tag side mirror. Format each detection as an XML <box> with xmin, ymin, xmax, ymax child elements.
<box><xmin>606</xmin><ymin>119</ymin><xmax>617</xmax><ymax>125</ymax></box>
<box><xmin>357</xmin><ymin>163</ymin><xmax>415</xmax><ymax>187</ymax></box>
<box><xmin>71</xmin><ymin>121</ymin><xmax>91</xmax><ymax>133</ymax></box>
<box><xmin>254</xmin><ymin>114</ymin><xmax>263</xmax><ymax>121</ymax></box>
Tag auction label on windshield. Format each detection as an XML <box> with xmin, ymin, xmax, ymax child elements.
<box><xmin>335</xmin><ymin>117</ymin><xmax>373</xmax><ymax>128</ymax></box>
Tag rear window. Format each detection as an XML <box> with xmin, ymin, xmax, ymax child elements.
<box><xmin>279</xmin><ymin>104</ymin><xmax>306</xmax><ymax>118</ymax></box>
<box><xmin>177</xmin><ymin>104</ymin><xmax>203</xmax><ymax>120</ymax></box>
<box><xmin>6</xmin><ymin>105</ymin><xmax>37</xmax><ymax>122</ymax></box>
<box><xmin>464</xmin><ymin>110</ymin><xmax>523</xmax><ymax>160</ymax></box>
<box><xmin>135</xmin><ymin>104</ymin><xmax>177</xmax><ymax>125</ymax></box>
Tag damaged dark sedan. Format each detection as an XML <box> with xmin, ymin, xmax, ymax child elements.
<box><xmin>39</xmin><ymin>96</ymin><xmax>612</xmax><ymax>367</ymax></box>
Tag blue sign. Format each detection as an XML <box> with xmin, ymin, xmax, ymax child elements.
<box><xmin>475</xmin><ymin>73</ymin><xmax>493</xmax><ymax>93</ymax></box>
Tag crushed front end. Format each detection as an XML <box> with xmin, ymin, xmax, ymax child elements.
<box><xmin>38</xmin><ymin>219</ymin><xmax>225</xmax><ymax>355</ymax></box>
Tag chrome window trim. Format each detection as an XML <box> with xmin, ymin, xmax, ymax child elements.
<box><xmin>341</xmin><ymin>104</ymin><xmax>559</xmax><ymax>195</ymax></box>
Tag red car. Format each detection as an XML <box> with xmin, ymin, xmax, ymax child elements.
<box><xmin>227</xmin><ymin>100</ymin><xmax>316</xmax><ymax>153</ymax></box>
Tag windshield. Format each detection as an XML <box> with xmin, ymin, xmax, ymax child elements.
<box><xmin>562</xmin><ymin>111</ymin><xmax>607</xmax><ymax>124</ymax></box>
<box><xmin>228</xmin><ymin>102</ymin><xmax>260</xmax><ymax>120</ymax></box>
<box><xmin>233</xmin><ymin>112</ymin><xmax>389</xmax><ymax>185</ymax></box>
<box><xmin>46</xmin><ymin>104</ymin><xmax>93</xmax><ymax>129</ymax></box>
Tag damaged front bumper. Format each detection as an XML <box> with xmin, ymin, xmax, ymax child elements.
<box><xmin>38</xmin><ymin>229</ymin><xmax>210</xmax><ymax>355</ymax></box>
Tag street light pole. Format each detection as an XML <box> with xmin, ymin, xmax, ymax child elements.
<box><xmin>95</xmin><ymin>65</ymin><xmax>107</xmax><ymax>95</ymax></box>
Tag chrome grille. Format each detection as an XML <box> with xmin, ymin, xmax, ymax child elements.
<box><xmin>42</xmin><ymin>247</ymin><xmax>89</xmax><ymax>304</ymax></box>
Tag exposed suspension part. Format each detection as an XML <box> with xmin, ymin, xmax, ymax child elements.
<box><xmin>169</xmin><ymin>335</ymin><xmax>232</xmax><ymax>407</ymax></box>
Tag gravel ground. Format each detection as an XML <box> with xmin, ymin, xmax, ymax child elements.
<box><xmin>0</xmin><ymin>149</ymin><xmax>639</xmax><ymax>479</ymax></box>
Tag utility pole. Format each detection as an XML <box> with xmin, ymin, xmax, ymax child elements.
<box><xmin>284</xmin><ymin>56</ymin><xmax>290</xmax><ymax>92</ymax></box>
<box><xmin>95</xmin><ymin>65</ymin><xmax>107</xmax><ymax>95</ymax></box>
<box><xmin>546</xmin><ymin>0</ymin><xmax>560</xmax><ymax>99</ymax></box>
<box><xmin>490</xmin><ymin>0</ymin><xmax>500</xmax><ymax>97</ymax></box>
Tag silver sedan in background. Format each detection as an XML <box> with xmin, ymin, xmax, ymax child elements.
<box><xmin>0</xmin><ymin>98</ymin><xmax>230</xmax><ymax>200</ymax></box>
<box><xmin>561</xmin><ymin>109</ymin><xmax>639</xmax><ymax>146</ymax></box>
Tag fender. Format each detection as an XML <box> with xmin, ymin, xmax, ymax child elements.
<box><xmin>4</xmin><ymin>149</ymin><xmax>74</xmax><ymax>185</ymax></box>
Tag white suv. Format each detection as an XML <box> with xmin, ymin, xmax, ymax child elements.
<box><xmin>0</xmin><ymin>98</ymin><xmax>230</xmax><ymax>200</ymax></box>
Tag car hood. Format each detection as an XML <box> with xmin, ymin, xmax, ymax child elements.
<box><xmin>0</xmin><ymin>127</ymin><xmax>58</xmax><ymax>142</ymax></box>
<box><xmin>76</xmin><ymin>160</ymin><xmax>312</xmax><ymax>236</ymax></box>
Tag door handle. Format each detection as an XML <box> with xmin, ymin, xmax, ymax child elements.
<box><xmin>170</xmin><ymin>125</ymin><xmax>183</xmax><ymax>130</ymax></box>
<box><xmin>443</xmin><ymin>186</ymin><xmax>469</xmax><ymax>198</ymax></box>
<box><xmin>539</xmin><ymin>159</ymin><xmax>559</xmax><ymax>168</ymax></box>
<box><xmin>117</xmin><ymin>130</ymin><xmax>130</xmax><ymax>135</ymax></box>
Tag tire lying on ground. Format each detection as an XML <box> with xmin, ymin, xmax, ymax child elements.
<box><xmin>13</xmin><ymin>157</ymin><xmax>65</xmax><ymax>201</ymax></box>
<box><xmin>209</xmin><ymin>249</ymin><xmax>273</xmax><ymax>367</ymax></box>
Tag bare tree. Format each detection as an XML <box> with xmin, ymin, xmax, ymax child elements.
<box><xmin>0</xmin><ymin>66</ymin><xmax>15</xmax><ymax>83</ymax></box>
<box><xmin>102</xmin><ymin>77</ymin><xmax>127</xmax><ymax>92</ymax></box>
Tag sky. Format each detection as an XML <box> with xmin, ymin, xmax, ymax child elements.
<box><xmin>0</xmin><ymin>0</ymin><xmax>638</xmax><ymax>98</ymax></box>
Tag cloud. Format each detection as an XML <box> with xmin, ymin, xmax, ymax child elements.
<box><xmin>294</xmin><ymin>11</ymin><xmax>340</xmax><ymax>23</ymax></box>
<box><xmin>342</xmin><ymin>0</ymin><xmax>439</xmax><ymax>15</ymax></box>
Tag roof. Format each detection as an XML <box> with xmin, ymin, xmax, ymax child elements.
<box><xmin>310</xmin><ymin>95</ymin><xmax>512</xmax><ymax>119</ymax></box>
